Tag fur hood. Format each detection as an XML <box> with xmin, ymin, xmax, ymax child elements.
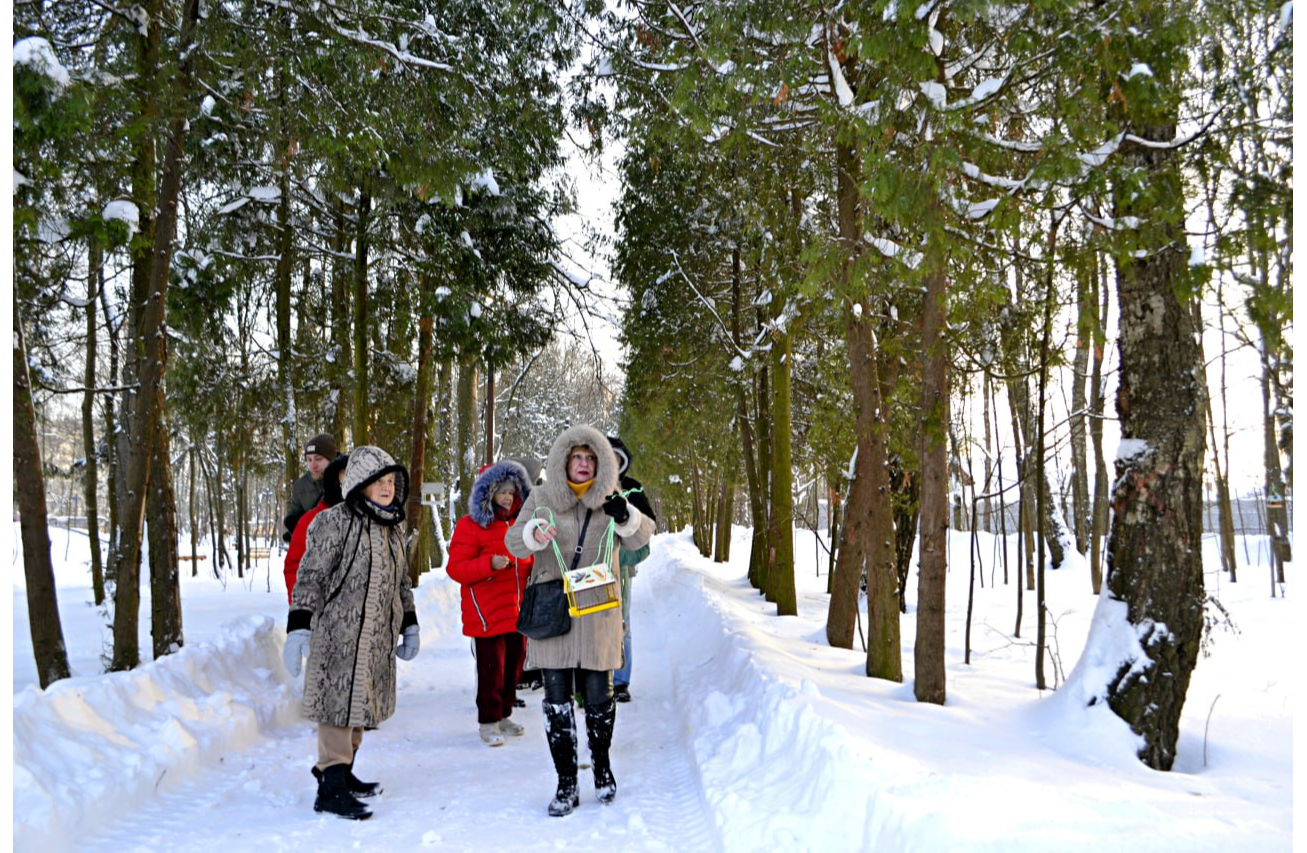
<box><xmin>468</xmin><ymin>459</ymin><xmax>532</xmax><ymax>528</ymax></box>
<box><xmin>540</xmin><ymin>424</ymin><xmax>621</xmax><ymax>511</ymax></box>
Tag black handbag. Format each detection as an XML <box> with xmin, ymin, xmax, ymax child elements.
<box><xmin>516</xmin><ymin>579</ymin><xmax>571</xmax><ymax>640</ymax></box>
<box><xmin>516</xmin><ymin>509</ymin><xmax>593</xmax><ymax>640</ymax></box>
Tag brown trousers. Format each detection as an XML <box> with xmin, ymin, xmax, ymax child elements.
<box><xmin>317</xmin><ymin>724</ymin><xmax>364</xmax><ymax>771</ymax></box>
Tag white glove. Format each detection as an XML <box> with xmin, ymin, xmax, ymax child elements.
<box><xmin>397</xmin><ymin>625</ymin><xmax>421</xmax><ymax>661</ymax></box>
<box><xmin>283</xmin><ymin>629</ymin><xmax>311</xmax><ymax>677</ymax></box>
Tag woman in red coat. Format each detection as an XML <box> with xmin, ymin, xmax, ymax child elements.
<box><xmin>446</xmin><ymin>459</ymin><xmax>534</xmax><ymax>746</ymax></box>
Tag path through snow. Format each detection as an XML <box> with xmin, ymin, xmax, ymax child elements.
<box><xmin>74</xmin><ymin>566</ymin><xmax>721</xmax><ymax>851</ymax></box>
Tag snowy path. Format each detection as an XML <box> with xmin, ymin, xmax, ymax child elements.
<box><xmin>72</xmin><ymin>570</ymin><xmax>722</xmax><ymax>852</ymax></box>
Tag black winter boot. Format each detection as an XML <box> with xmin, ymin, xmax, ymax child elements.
<box><xmin>543</xmin><ymin>701</ymin><xmax>580</xmax><ymax>817</ymax></box>
<box><xmin>314</xmin><ymin>764</ymin><xmax>373</xmax><ymax>820</ymax></box>
<box><xmin>586</xmin><ymin>698</ymin><xmax>617</xmax><ymax>804</ymax></box>
<box><xmin>312</xmin><ymin>763</ymin><xmax>382</xmax><ymax>798</ymax></box>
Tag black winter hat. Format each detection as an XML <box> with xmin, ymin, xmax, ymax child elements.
<box><xmin>322</xmin><ymin>454</ymin><xmax>349</xmax><ymax>507</ymax></box>
<box><xmin>607</xmin><ymin>436</ymin><xmax>633</xmax><ymax>477</ymax></box>
<box><xmin>305</xmin><ymin>433</ymin><xmax>337</xmax><ymax>460</ymax></box>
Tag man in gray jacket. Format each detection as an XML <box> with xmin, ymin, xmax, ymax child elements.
<box><xmin>283</xmin><ymin>433</ymin><xmax>337</xmax><ymax>543</ymax></box>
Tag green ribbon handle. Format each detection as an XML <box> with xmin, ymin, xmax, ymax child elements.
<box><xmin>530</xmin><ymin>505</ymin><xmax>621</xmax><ymax>587</ymax></box>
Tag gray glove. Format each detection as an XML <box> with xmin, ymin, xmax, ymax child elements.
<box><xmin>397</xmin><ymin>625</ymin><xmax>421</xmax><ymax>661</ymax></box>
<box><xmin>283</xmin><ymin>629</ymin><xmax>311</xmax><ymax>677</ymax></box>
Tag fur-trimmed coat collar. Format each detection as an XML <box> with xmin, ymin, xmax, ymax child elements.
<box><xmin>468</xmin><ymin>459</ymin><xmax>532</xmax><ymax>528</ymax></box>
<box><xmin>541</xmin><ymin>424</ymin><xmax>620</xmax><ymax>511</ymax></box>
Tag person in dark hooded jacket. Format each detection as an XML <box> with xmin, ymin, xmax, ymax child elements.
<box><xmin>446</xmin><ymin>459</ymin><xmax>535</xmax><ymax>747</ymax></box>
<box><xmin>283</xmin><ymin>453</ymin><xmax>349</xmax><ymax>605</ymax></box>
<box><xmin>606</xmin><ymin>436</ymin><xmax>657</xmax><ymax>703</ymax></box>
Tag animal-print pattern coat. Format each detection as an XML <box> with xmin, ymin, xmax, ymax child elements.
<box><xmin>288</xmin><ymin>446</ymin><xmax>417</xmax><ymax>728</ymax></box>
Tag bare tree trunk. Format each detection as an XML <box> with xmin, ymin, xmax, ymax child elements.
<box><xmin>433</xmin><ymin>358</ymin><xmax>454</xmax><ymax>543</ymax></box>
<box><xmin>84</xmin><ymin>238</ymin><xmax>105</xmax><ymax>605</ymax></box>
<box><xmin>914</xmin><ymin>251</ymin><xmax>948</xmax><ymax>705</ymax></box>
<box><xmin>110</xmin><ymin>0</ymin><xmax>201</xmax><ymax>671</ymax></box>
<box><xmin>1260</xmin><ymin>349</ymin><xmax>1290</xmax><ymax>585</ymax></box>
<box><xmin>274</xmin><ymin>153</ymin><xmax>298</xmax><ymax>498</ymax></box>
<box><xmin>455</xmin><ymin>355</ymin><xmax>479</xmax><ymax>513</ymax></box>
<box><xmin>769</xmin><ymin>326</ymin><xmax>796</xmax><ymax>616</ymax></box>
<box><xmin>15</xmin><ymin>298</ymin><xmax>73</xmax><ymax>687</ymax></box>
<box><xmin>328</xmin><ymin>198</ymin><xmax>351</xmax><ymax>440</ymax></box>
<box><xmin>713</xmin><ymin>458</ymin><xmax>735</xmax><ymax>564</ymax></box>
<box><xmin>352</xmin><ymin>181</ymin><xmax>372</xmax><ymax>445</ymax></box>
<box><xmin>148</xmin><ymin>418</ymin><xmax>183</xmax><ymax>657</ymax></box>
<box><xmin>1088</xmin><ymin>256</ymin><xmax>1110</xmax><ymax>593</ymax></box>
<box><xmin>189</xmin><ymin>444</ymin><xmax>199</xmax><ymax>577</ymax></box>
<box><xmin>1070</xmin><ymin>257</ymin><xmax>1092</xmax><ymax>555</ymax></box>
<box><xmin>406</xmin><ymin>308</ymin><xmax>435</xmax><ymax>584</ymax></box>
<box><xmin>99</xmin><ymin>283</ymin><xmax>122</xmax><ymax>568</ymax></box>
<box><xmin>750</xmin><ymin>360</ymin><xmax>773</xmax><ymax>591</ymax></box>
<box><xmin>484</xmin><ymin>362</ymin><xmax>496</xmax><ymax>467</ymax></box>
<box><xmin>1103</xmin><ymin>91</ymin><xmax>1207</xmax><ymax>770</ymax></box>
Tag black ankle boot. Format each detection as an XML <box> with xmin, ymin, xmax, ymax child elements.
<box><xmin>544</xmin><ymin>701</ymin><xmax>579</xmax><ymax>816</ymax></box>
<box><xmin>586</xmin><ymin>698</ymin><xmax>617</xmax><ymax>804</ymax></box>
<box><xmin>311</xmin><ymin>764</ymin><xmax>382</xmax><ymax>798</ymax></box>
<box><xmin>314</xmin><ymin>764</ymin><xmax>372</xmax><ymax>820</ymax></box>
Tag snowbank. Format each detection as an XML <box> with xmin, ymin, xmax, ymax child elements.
<box><xmin>13</xmin><ymin>617</ymin><xmax>300</xmax><ymax>850</ymax></box>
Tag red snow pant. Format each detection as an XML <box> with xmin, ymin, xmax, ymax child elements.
<box><xmin>474</xmin><ymin>633</ymin><xmax>526</xmax><ymax>724</ymax></box>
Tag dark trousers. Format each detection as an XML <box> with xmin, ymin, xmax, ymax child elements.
<box><xmin>542</xmin><ymin>667</ymin><xmax>613</xmax><ymax>706</ymax></box>
<box><xmin>474</xmin><ymin>633</ymin><xmax>526</xmax><ymax>724</ymax></box>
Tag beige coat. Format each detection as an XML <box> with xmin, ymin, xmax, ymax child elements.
<box><xmin>506</xmin><ymin>425</ymin><xmax>653</xmax><ymax>671</ymax></box>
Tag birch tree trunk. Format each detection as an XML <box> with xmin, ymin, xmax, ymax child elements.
<box><xmin>1103</xmin><ymin>65</ymin><xmax>1207</xmax><ymax>769</ymax></box>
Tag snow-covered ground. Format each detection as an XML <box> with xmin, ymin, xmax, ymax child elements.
<box><xmin>9</xmin><ymin>523</ymin><xmax>1294</xmax><ymax>851</ymax></box>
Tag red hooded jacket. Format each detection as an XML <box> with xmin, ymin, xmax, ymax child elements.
<box><xmin>446</xmin><ymin>460</ymin><xmax>536</xmax><ymax>637</ymax></box>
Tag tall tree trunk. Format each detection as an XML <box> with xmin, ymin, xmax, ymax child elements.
<box><xmin>189</xmin><ymin>444</ymin><xmax>199</xmax><ymax>577</ymax></box>
<box><xmin>730</xmin><ymin>246</ymin><xmax>767</xmax><ymax>592</ymax></box>
<box><xmin>148</xmin><ymin>418</ymin><xmax>183</xmax><ymax>657</ymax></box>
<box><xmin>769</xmin><ymin>326</ymin><xmax>796</xmax><ymax>616</ymax></box>
<box><xmin>110</xmin><ymin>0</ymin><xmax>201</xmax><ymax>671</ymax></box>
<box><xmin>1260</xmin><ymin>348</ymin><xmax>1290</xmax><ymax>586</ymax></box>
<box><xmin>275</xmin><ymin>152</ymin><xmax>297</xmax><ymax>496</ymax></box>
<box><xmin>914</xmin><ymin>250</ymin><xmax>948</xmax><ymax>705</ymax></box>
<box><xmin>455</xmin><ymin>355</ymin><xmax>479</xmax><ymax>513</ymax></box>
<box><xmin>433</xmin><ymin>358</ymin><xmax>454</xmax><ymax>543</ymax></box>
<box><xmin>713</xmin><ymin>447</ymin><xmax>735</xmax><ymax>563</ymax></box>
<box><xmin>99</xmin><ymin>283</ymin><xmax>122</xmax><ymax>569</ymax></box>
<box><xmin>406</xmin><ymin>308</ymin><xmax>435</xmax><ymax>584</ymax></box>
<box><xmin>84</xmin><ymin>237</ymin><xmax>105</xmax><ymax>605</ymax></box>
<box><xmin>1070</xmin><ymin>257</ymin><xmax>1092</xmax><ymax>555</ymax></box>
<box><xmin>484</xmin><ymin>362</ymin><xmax>496</xmax><ymax>466</ymax></box>
<box><xmin>351</xmin><ymin>181</ymin><xmax>372</xmax><ymax>445</ymax></box>
<box><xmin>1102</xmin><ymin>81</ymin><xmax>1207</xmax><ymax>770</ymax></box>
<box><xmin>15</xmin><ymin>299</ymin><xmax>73</xmax><ymax>687</ymax></box>
<box><xmin>1034</xmin><ymin>233</ymin><xmax>1059</xmax><ymax>691</ymax></box>
<box><xmin>750</xmin><ymin>347</ymin><xmax>773</xmax><ymax>591</ymax></box>
<box><xmin>329</xmin><ymin>198</ymin><xmax>351</xmax><ymax>440</ymax></box>
<box><xmin>1088</xmin><ymin>255</ymin><xmax>1110</xmax><ymax>593</ymax></box>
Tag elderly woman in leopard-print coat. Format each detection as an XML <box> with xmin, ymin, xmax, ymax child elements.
<box><xmin>283</xmin><ymin>445</ymin><xmax>419</xmax><ymax>821</ymax></box>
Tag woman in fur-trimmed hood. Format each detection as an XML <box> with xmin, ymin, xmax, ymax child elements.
<box><xmin>283</xmin><ymin>445</ymin><xmax>420</xmax><ymax>820</ymax></box>
<box><xmin>447</xmin><ymin>459</ymin><xmax>535</xmax><ymax>746</ymax></box>
<box><xmin>505</xmin><ymin>424</ymin><xmax>654</xmax><ymax>817</ymax></box>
